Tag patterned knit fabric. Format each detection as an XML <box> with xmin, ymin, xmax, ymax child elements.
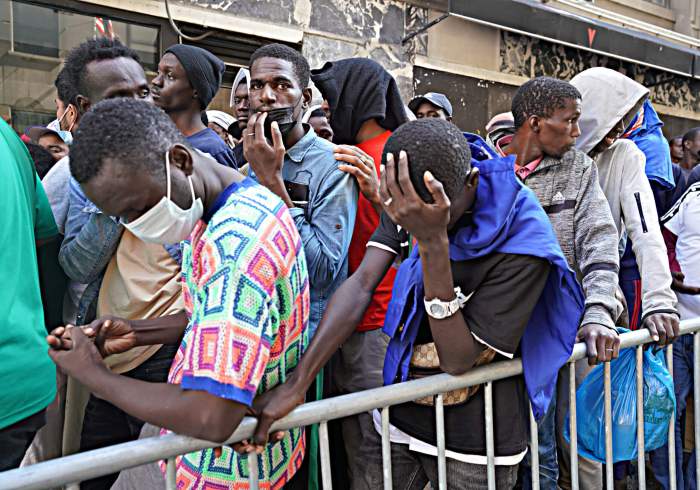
<box><xmin>165</xmin><ymin>178</ymin><xmax>310</xmax><ymax>489</ymax></box>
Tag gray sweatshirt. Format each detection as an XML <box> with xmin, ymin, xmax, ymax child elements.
<box><xmin>522</xmin><ymin>149</ymin><xmax>623</xmax><ymax>329</ymax></box>
<box><xmin>571</xmin><ymin>67</ymin><xmax>677</xmax><ymax>320</ymax></box>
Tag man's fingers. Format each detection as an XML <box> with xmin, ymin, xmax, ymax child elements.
<box><xmin>645</xmin><ymin>318</ymin><xmax>660</xmax><ymax>343</ymax></box>
<box><xmin>254</xmin><ymin>112</ymin><xmax>267</xmax><ymax>144</ymax></box>
<box><xmin>396</xmin><ymin>151</ymin><xmax>418</xmax><ymax>199</ymax></box>
<box><xmin>384</xmin><ymin>153</ymin><xmax>402</xmax><ymax>199</ymax></box>
<box><xmin>335</xmin><ymin>154</ymin><xmax>371</xmax><ymax>174</ymax></box>
<box><xmin>379</xmin><ymin>163</ymin><xmax>391</xmax><ymax>206</ymax></box>
<box><xmin>611</xmin><ymin>334</ymin><xmax>621</xmax><ymax>359</ymax></box>
<box><xmin>424</xmin><ymin>171</ymin><xmax>450</xmax><ymax>209</ymax></box>
<box><xmin>270</xmin><ymin>121</ymin><xmax>284</xmax><ymax>151</ymax></box>
<box><xmin>671</xmin><ymin>316</ymin><xmax>681</xmax><ymax>339</ymax></box>
<box><xmin>252</xmin><ymin>414</ymin><xmax>274</xmax><ymax>447</ymax></box>
<box><xmin>596</xmin><ymin>335</ymin><xmax>608</xmax><ymax>363</ymax></box>
<box><xmin>585</xmin><ymin>332</ymin><xmax>598</xmax><ymax>366</ymax></box>
<box><xmin>337</xmin><ymin>164</ymin><xmax>361</xmax><ymax>178</ymax></box>
<box><xmin>655</xmin><ymin>318</ymin><xmax>668</xmax><ymax>346</ymax></box>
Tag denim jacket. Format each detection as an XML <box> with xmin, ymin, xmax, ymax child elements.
<box><xmin>251</xmin><ymin>126</ymin><xmax>359</xmax><ymax>337</ymax></box>
<box><xmin>59</xmin><ymin>177</ymin><xmax>123</xmax><ymax>325</ymax></box>
<box><xmin>59</xmin><ymin>177</ymin><xmax>182</xmax><ymax>325</ymax></box>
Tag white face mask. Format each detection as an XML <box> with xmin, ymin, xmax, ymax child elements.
<box><xmin>123</xmin><ymin>151</ymin><xmax>203</xmax><ymax>244</ymax></box>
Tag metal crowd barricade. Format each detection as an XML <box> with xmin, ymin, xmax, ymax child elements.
<box><xmin>1</xmin><ymin>318</ymin><xmax>700</xmax><ymax>490</ymax></box>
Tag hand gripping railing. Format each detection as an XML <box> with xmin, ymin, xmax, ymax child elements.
<box><xmin>2</xmin><ymin>318</ymin><xmax>700</xmax><ymax>490</ymax></box>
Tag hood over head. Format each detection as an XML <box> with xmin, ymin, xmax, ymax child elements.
<box><xmin>571</xmin><ymin>67</ymin><xmax>648</xmax><ymax>155</ymax></box>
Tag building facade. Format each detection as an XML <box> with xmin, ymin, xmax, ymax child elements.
<box><xmin>1</xmin><ymin>0</ymin><xmax>699</xmax><ymax>138</ymax></box>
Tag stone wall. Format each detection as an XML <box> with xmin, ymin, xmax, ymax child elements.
<box><xmin>187</xmin><ymin>0</ymin><xmax>414</xmax><ymax>98</ymax></box>
<box><xmin>500</xmin><ymin>31</ymin><xmax>700</xmax><ymax>115</ymax></box>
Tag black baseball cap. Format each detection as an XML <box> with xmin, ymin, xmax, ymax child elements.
<box><xmin>408</xmin><ymin>92</ymin><xmax>453</xmax><ymax>117</ymax></box>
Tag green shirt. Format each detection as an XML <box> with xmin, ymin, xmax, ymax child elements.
<box><xmin>0</xmin><ymin>119</ymin><xmax>58</xmax><ymax>429</ymax></box>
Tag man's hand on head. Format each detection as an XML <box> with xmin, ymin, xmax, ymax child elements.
<box><xmin>576</xmin><ymin>323</ymin><xmax>620</xmax><ymax>366</ymax></box>
<box><xmin>643</xmin><ymin>312</ymin><xmax>680</xmax><ymax>346</ymax></box>
<box><xmin>379</xmin><ymin>150</ymin><xmax>450</xmax><ymax>244</ymax></box>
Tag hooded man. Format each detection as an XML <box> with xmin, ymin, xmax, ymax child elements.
<box><xmin>152</xmin><ymin>44</ymin><xmax>237</xmax><ymax>168</ymax></box>
<box><xmin>571</xmin><ymin>67</ymin><xmax>678</xmax><ymax>338</ymax></box>
<box><xmin>310</xmin><ymin>57</ymin><xmax>408</xmax><ymax>484</ymax></box>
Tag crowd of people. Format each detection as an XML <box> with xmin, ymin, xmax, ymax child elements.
<box><xmin>2</xmin><ymin>34</ymin><xmax>700</xmax><ymax>490</ymax></box>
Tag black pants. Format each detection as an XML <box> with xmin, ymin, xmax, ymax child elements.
<box><xmin>79</xmin><ymin>344</ymin><xmax>178</xmax><ymax>490</ymax></box>
<box><xmin>0</xmin><ymin>409</ymin><xmax>46</xmax><ymax>471</ymax></box>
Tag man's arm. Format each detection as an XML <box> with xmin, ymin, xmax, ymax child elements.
<box><xmin>618</xmin><ymin>145</ymin><xmax>679</xmax><ymax>343</ymax></box>
<box><xmin>281</xmin><ymin>247</ymin><xmax>393</xmax><ymax>393</ymax></box>
<box><xmin>50</xmin><ymin>329</ymin><xmax>247</xmax><ymax>443</ymax></box>
<box><xmin>574</xmin><ymin>162</ymin><xmax>623</xmax><ymax>329</ymax></box>
<box><xmin>59</xmin><ymin>179</ymin><xmax>123</xmax><ymax>284</ymax></box>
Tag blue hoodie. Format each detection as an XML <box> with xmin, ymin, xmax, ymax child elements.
<box><xmin>382</xmin><ymin>134</ymin><xmax>584</xmax><ymax>419</ymax></box>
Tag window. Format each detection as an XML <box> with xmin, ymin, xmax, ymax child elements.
<box><xmin>0</xmin><ymin>0</ymin><xmax>159</xmax><ymax>133</ymax></box>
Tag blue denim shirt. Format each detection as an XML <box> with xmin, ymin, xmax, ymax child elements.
<box><xmin>59</xmin><ymin>177</ymin><xmax>123</xmax><ymax>325</ymax></box>
<box><xmin>251</xmin><ymin>126</ymin><xmax>358</xmax><ymax>337</ymax></box>
<box><xmin>59</xmin><ymin>176</ymin><xmax>182</xmax><ymax>325</ymax></box>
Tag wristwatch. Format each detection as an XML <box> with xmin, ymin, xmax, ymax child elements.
<box><xmin>423</xmin><ymin>287</ymin><xmax>471</xmax><ymax>320</ymax></box>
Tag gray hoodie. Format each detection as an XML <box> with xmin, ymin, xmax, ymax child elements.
<box><xmin>571</xmin><ymin>67</ymin><xmax>677</xmax><ymax>321</ymax></box>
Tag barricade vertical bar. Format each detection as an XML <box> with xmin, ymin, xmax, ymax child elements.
<box><xmin>529</xmin><ymin>402</ymin><xmax>540</xmax><ymax>490</ymax></box>
<box><xmin>165</xmin><ymin>457</ymin><xmax>176</xmax><ymax>490</ymax></box>
<box><xmin>319</xmin><ymin>421</ymin><xmax>333</xmax><ymax>489</ymax></box>
<box><xmin>569</xmin><ymin>362</ymin><xmax>579</xmax><ymax>490</ymax></box>
<box><xmin>485</xmin><ymin>381</ymin><xmax>496</xmax><ymax>490</ymax></box>
<box><xmin>381</xmin><ymin>407</ymin><xmax>393</xmax><ymax>490</ymax></box>
<box><xmin>636</xmin><ymin>346</ymin><xmax>646</xmax><ymax>490</ymax></box>
<box><xmin>604</xmin><ymin>362</ymin><xmax>613</xmax><ymax>490</ymax></box>
<box><xmin>436</xmin><ymin>394</ymin><xmax>447</xmax><ymax>490</ymax></box>
<box><xmin>248</xmin><ymin>453</ymin><xmax>259</xmax><ymax>490</ymax></box>
<box><xmin>695</xmin><ymin>333</ymin><xmax>700</xmax><ymax>488</ymax></box>
<box><xmin>667</xmin><ymin>346</ymin><xmax>677</xmax><ymax>490</ymax></box>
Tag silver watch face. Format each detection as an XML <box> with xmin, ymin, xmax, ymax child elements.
<box><xmin>429</xmin><ymin>303</ymin><xmax>446</xmax><ymax>317</ymax></box>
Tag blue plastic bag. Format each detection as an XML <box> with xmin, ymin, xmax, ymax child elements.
<box><xmin>564</xmin><ymin>342</ymin><xmax>676</xmax><ymax>463</ymax></box>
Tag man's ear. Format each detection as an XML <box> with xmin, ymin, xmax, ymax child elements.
<box><xmin>76</xmin><ymin>95</ymin><xmax>91</xmax><ymax>116</ymax></box>
<box><xmin>529</xmin><ymin>115</ymin><xmax>541</xmax><ymax>134</ymax></box>
<box><xmin>302</xmin><ymin>87</ymin><xmax>312</xmax><ymax>107</ymax></box>
<box><xmin>466</xmin><ymin>166</ymin><xmax>480</xmax><ymax>188</ymax></box>
<box><xmin>169</xmin><ymin>144</ymin><xmax>194</xmax><ymax>176</ymax></box>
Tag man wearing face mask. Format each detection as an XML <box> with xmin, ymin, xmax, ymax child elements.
<box><xmin>245</xmin><ymin>44</ymin><xmax>359</xmax><ymax>339</ymax></box>
<box><xmin>57</xmin><ymin>39</ymin><xmax>185</xmax><ymax>490</ymax></box>
<box><xmin>47</xmin><ymin>97</ymin><xmax>310</xmax><ymax>489</ymax></box>
<box><xmin>42</xmin><ymin>68</ymin><xmax>78</xmax><ymax>235</ymax></box>
<box><xmin>151</xmin><ymin>44</ymin><xmax>237</xmax><ymax>169</ymax></box>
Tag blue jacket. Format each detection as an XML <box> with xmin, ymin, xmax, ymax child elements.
<box><xmin>382</xmin><ymin>135</ymin><xmax>584</xmax><ymax>419</ymax></box>
<box><xmin>624</xmin><ymin>100</ymin><xmax>675</xmax><ymax>190</ymax></box>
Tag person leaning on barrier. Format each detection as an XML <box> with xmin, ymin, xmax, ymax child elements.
<box><xmin>46</xmin><ymin>98</ymin><xmax>310</xmax><ymax>488</ymax></box>
<box><xmin>237</xmin><ymin>118</ymin><xmax>586</xmax><ymax>490</ymax></box>
<box><xmin>504</xmin><ymin>77</ymin><xmax>624</xmax><ymax>490</ymax></box>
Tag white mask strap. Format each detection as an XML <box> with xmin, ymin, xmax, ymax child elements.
<box><xmin>165</xmin><ymin>149</ymin><xmax>197</xmax><ymax>207</ymax></box>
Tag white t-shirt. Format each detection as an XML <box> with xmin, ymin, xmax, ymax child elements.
<box><xmin>663</xmin><ymin>182</ymin><xmax>700</xmax><ymax>319</ymax></box>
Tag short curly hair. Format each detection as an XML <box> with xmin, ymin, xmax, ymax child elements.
<box><xmin>382</xmin><ymin>118</ymin><xmax>471</xmax><ymax>202</ymax></box>
<box><xmin>250</xmin><ymin>43</ymin><xmax>310</xmax><ymax>88</ymax></box>
<box><xmin>54</xmin><ymin>68</ymin><xmax>77</xmax><ymax>106</ymax></box>
<box><xmin>512</xmin><ymin>77</ymin><xmax>581</xmax><ymax>129</ymax></box>
<box><xmin>70</xmin><ymin>98</ymin><xmax>186</xmax><ymax>184</ymax></box>
<box><xmin>63</xmin><ymin>38</ymin><xmax>140</xmax><ymax>104</ymax></box>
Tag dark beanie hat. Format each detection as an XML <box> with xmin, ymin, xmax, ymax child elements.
<box><xmin>165</xmin><ymin>44</ymin><xmax>225</xmax><ymax>110</ymax></box>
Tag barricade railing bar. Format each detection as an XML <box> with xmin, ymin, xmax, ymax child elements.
<box><xmin>2</xmin><ymin>318</ymin><xmax>700</xmax><ymax>490</ymax></box>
